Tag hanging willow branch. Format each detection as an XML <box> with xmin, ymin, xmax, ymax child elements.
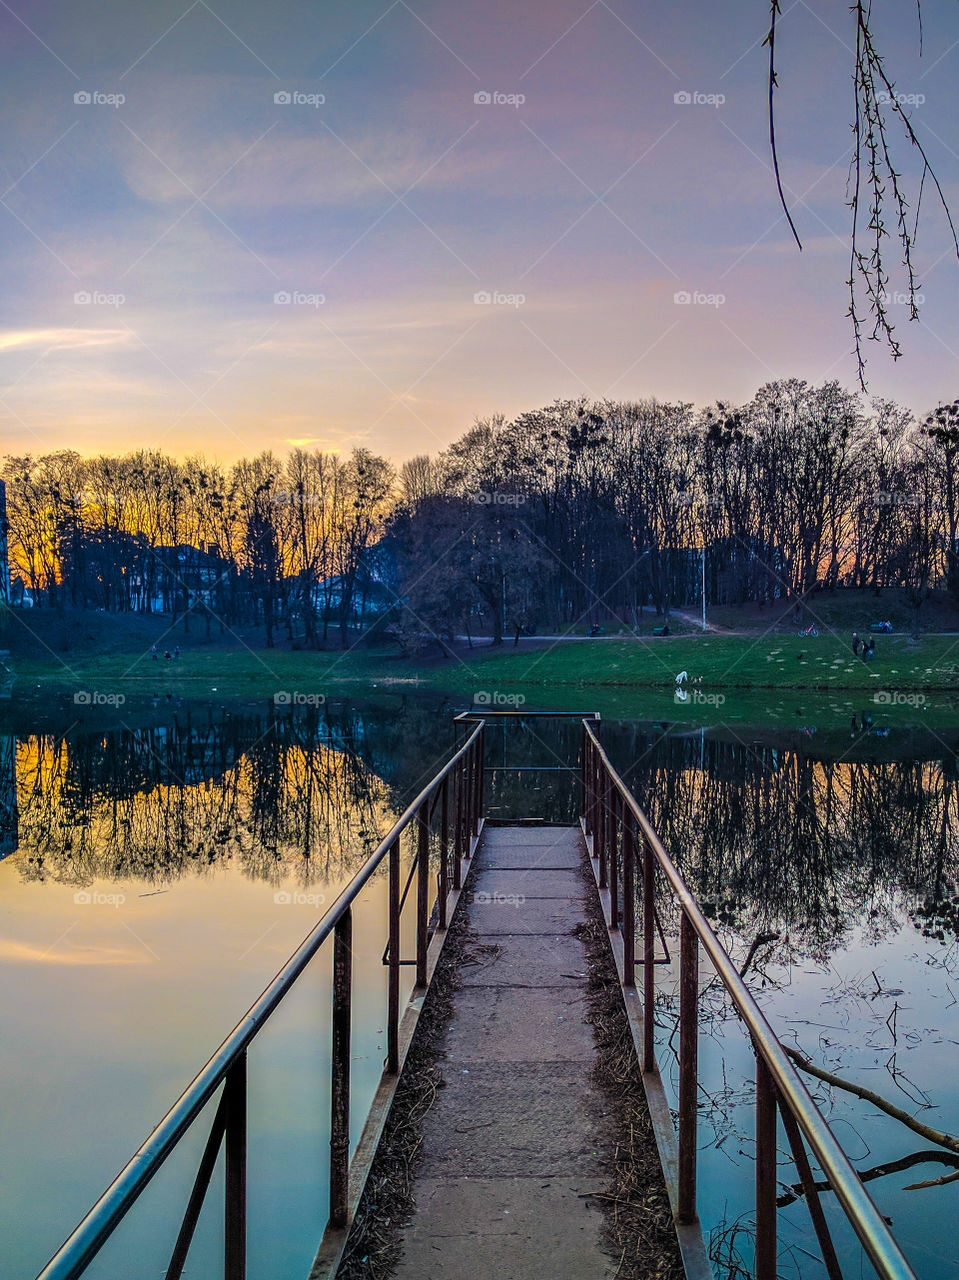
<box><xmin>765</xmin><ymin>0</ymin><xmax>803</xmax><ymax>251</ymax></box>
<box><xmin>849</xmin><ymin>0</ymin><xmax>959</xmax><ymax>387</ymax></box>
<box><xmin>768</xmin><ymin>0</ymin><xmax>959</xmax><ymax>389</ymax></box>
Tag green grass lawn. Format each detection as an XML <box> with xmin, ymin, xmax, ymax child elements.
<box><xmin>7</xmin><ymin>631</ymin><xmax>959</xmax><ymax>731</ymax></box>
<box><xmin>9</xmin><ymin>630</ymin><xmax>959</xmax><ymax>695</ymax></box>
<box><xmin>433</xmin><ymin>633</ymin><xmax>959</xmax><ymax>691</ymax></box>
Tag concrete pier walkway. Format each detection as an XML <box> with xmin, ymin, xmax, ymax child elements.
<box><xmin>393</xmin><ymin>825</ymin><xmax>618</xmax><ymax>1280</ymax></box>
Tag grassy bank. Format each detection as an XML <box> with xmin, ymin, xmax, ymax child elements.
<box><xmin>5</xmin><ymin>626</ymin><xmax>959</xmax><ymax>726</ymax></box>
<box><xmin>437</xmin><ymin>632</ymin><xmax>959</xmax><ymax>691</ymax></box>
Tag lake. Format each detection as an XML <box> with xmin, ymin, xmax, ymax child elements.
<box><xmin>2</xmin><ymin>697</ymin><xmax>957</xmax><ymax>1278</ymax></box>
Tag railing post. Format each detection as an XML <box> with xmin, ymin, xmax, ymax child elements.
<box><xmin>439</xmin><ymin>774</ymin><xmax>449</xmax><ymax>930</ymax></box>
<box><xmin>477</xmin><ymin>725</ymin><xmax>485</xmax><ymax>826</ymax></box>
<box><xmin>642</xmin><ymin>835</ymin><xmax>655</xmax><ymax>1070</ymax></box>
<box><xmin>416</xmin><ymin>797</ymin><xmax>430</xmax><ymax>988</ymax></box>
<box><xmin>678</xmin><ymin>911</ymin><xmax>699</xmax><ymax>1225</ymax></box>
<box><xmin>387</xmin><ymin>839</ymin><xmax>400</xmax><ymax>1075</ymax></box>
<box><xmin>473</xmin><ymin>734</ymin><xmax>482</xmax><ymax>835</ymax></box>
<box><xmin>465</xmin><ymin>741</ymin><xmax>474</xmax><ymax>848</ymax></box>
<box><xmin>580</xmin><ymin>723</ymin><xmax>587</xmax><ymax>825</ymax></box>
<box><xmin>223</xmin><ymin>1052</ymin><xmax>247</xmax><ymax>1280</ymax></box>
<box><xmin>329</xmin><ymin>908</ymin><xmax>352</xmax><ymax>1230</ymax></box>
<box><xmin>622</xmin><ymin>813</ymin><xmax>635</xmax><ymax>983</ymax></box>
<box><xmin>593</xmin><ymin>744</ymin><xmax>599</xmax><ymax>847</ymax></box>
<box><xmin>452</xmin><ymin>758</ymin><xmax>463</xmax><ymax>889</ymax></box>
<box><xmin>755</xmin><ymin>1052</ymin><xmax>778</xmax><ymax>1280</ymax></box>
<box><xmin>598</xmin><ymin>767</ymin><xmax>608</xmax><ymax>889</ymax></box>
<box><xmin>779</xmin><ymin>1102</ymin><xmax>843</xmax><ymax>1280</ymax></box>
<box><xmin>584</xmin><ymin>736</ymin><xmax>592</xmax><ymax>840</ymax></box>
<box><xmin>589</xmin><ymin>739</ymin><xmax>597</xmax><ymax>846</ymax></box>
<box><xmin>609</xmin><ymin>787</ymin><xmax>619</xmax><ymax>930</ymax></box>
<box><xmin>472</xmin><ymin>736</ymin><xmax>479</xmax><ymax>836</ymax></box>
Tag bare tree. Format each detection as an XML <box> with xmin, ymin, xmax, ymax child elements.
<box><xmin>768</xmin><ymin>1</ymin><xmax>959</xmax><ymax>386</ymax></box>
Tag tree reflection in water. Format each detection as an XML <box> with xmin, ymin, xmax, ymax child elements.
<box><xmin>10</xmin><ymin>698</ymin><xmax>461</xmax><ymax>890</ymax></box>
<box><xmin>5</xmin><ymin>706</ymin><xmax>959</xmax><ymax>1274</ymax></box>
<box><xmin>9</xmin><ymin>710</ymin><xmax>959</xmax><ymax>954</ymax></box>
<box><xmin>597</xmin><ymin>723</ymin><xmax>959</xmax><ymax>1278</ymax></box>
<box><xmin>604</xmin><ymin>726</ymin><xmax>959</xmax><ymax>957</ymax></box>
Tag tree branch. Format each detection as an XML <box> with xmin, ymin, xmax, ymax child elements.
<box><xmin>784</xmin><ymin>1043</ymin><xmax>959</xmax><ymax>1156</ymax></box>
<box><xmin>765</xmin><ymin>0</ymin><xmax>803</xmax><ymax>251</ymax></box>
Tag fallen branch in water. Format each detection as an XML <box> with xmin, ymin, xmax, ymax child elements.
<box><xmin>739</xmin><ymin>931</ymin><xmax>780</xmax><ymax>978</ymax></box>
<box><xmin>784</xmin><ymin>1044</ymin><xmax>959</xmax><ymax>1156</ymax></box>
<box><xmin>777</xmin><ymin>1149</ymin><xmax>959</xmax><ymax>1206</ymax></box>
<box><xmin>904</xmin><ymin>1167</ymin><xmax>959</xmax><ymax>1190</ymax></box>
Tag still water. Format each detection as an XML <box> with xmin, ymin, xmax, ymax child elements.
<box><xmin>1</xmin><ymin>699</ymin><xmax>958</xmax><ymax>1278</ymax></box>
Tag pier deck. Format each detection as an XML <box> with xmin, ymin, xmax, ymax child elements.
<box><xmin>393</xmin><ymin>824</ymin><xmax>620</xmax><ymax>1280</ymax></box>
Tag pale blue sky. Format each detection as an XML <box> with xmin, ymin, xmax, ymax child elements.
<box><xmin>0</xmin><ymin>0</ymin><xmax>957</xmax><ymax>461</ymax></box>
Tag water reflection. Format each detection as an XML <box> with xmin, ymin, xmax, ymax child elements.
<box><xmin>9</xmin><ymin>700</ymin><xmax>464</xmax><ymax>891</ymax></box>
<box><xmin>598</xmin><ymin>725</ymin><xmax>959</xmax><ymax>957</ymax></box>
<box><xmin>4</xmin><ymin>705</ymin><xmax>959</xmax><ymax>1279</ymax></box>
<box><xmin>13</xmin><ymin>709</ymin><xmax>959</xmax><ymax>963</ymax></box>
<box><xmin>0</xmin><ymin>731</ymin><xmax>16</xmax><ymax>856</ymax></box>
<box><xmin>0</xmin><ymin>697</ymin><xmax>459</xmax><ymax>1280</ymax></box>
<box><xmin>591</xmin><ymin>723</ymin><xmax>959</xmax><ymax>1279</ymax></box>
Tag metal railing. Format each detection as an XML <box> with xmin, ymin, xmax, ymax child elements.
<box><xmin>36</xmin><ymin>720</ymin><xmax>486</xmax><ymax>1280</ymax></box>
<box><xmin>581</xmin><ymin>720</ymin><xmax>916</xmax><ymax>1280</ymax></box>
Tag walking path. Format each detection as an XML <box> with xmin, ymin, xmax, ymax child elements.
<box><xmin>392</xmin><ymin>825</ymin><xmax>618</xmax><ymax>1280</ymax></box>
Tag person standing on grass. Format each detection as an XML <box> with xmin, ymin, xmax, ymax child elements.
<box><xmin>852</xmin><ymin>631</ymin><xmax>860</xmax><ymax>656</ymax></box>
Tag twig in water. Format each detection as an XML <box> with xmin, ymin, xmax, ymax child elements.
<box><xmin>778</xmin><ymin>1148</ymin><xmax>959</xmax><ymax>1206</ymax></box>
<box><xmin>785</xmin><ymin>1044</ymin><xmax>957</xmax><ymax>1154</ymax></box>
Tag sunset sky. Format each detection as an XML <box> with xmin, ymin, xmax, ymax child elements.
<box><xmin>1</xmin><ymin>0</ymin><xmax>958</xmax><ymax>463</ymax></box>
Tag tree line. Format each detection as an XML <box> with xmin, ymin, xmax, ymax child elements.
<box><xmin>394</xmin><ymin>379</ymin><xmax>959</xmax><ymax>643</ymax></box>
<box><xmin>2</xmin><ymin>447</ymin><xmax>394</xmax><ymax>646</ymax></box>
<box><xmin>3</xmin><ymin>378</ymin><xmax>958</xmax><ymax>645</ymax></box>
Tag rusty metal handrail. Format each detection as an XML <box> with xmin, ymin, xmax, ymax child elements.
<box><xmin>36</xmin><ymin>720</ymin><xmax>486</xmax><ymax>1280</ymax></box>
<box><xmin>581</xmin><ymin>720</ymin><xmax>915</xmax><ymax>1280</ymax></box>
<box><xmin>454</xmin><ymin>709</ymin><xmax>602</xmax><ymax>719</ymax></box>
